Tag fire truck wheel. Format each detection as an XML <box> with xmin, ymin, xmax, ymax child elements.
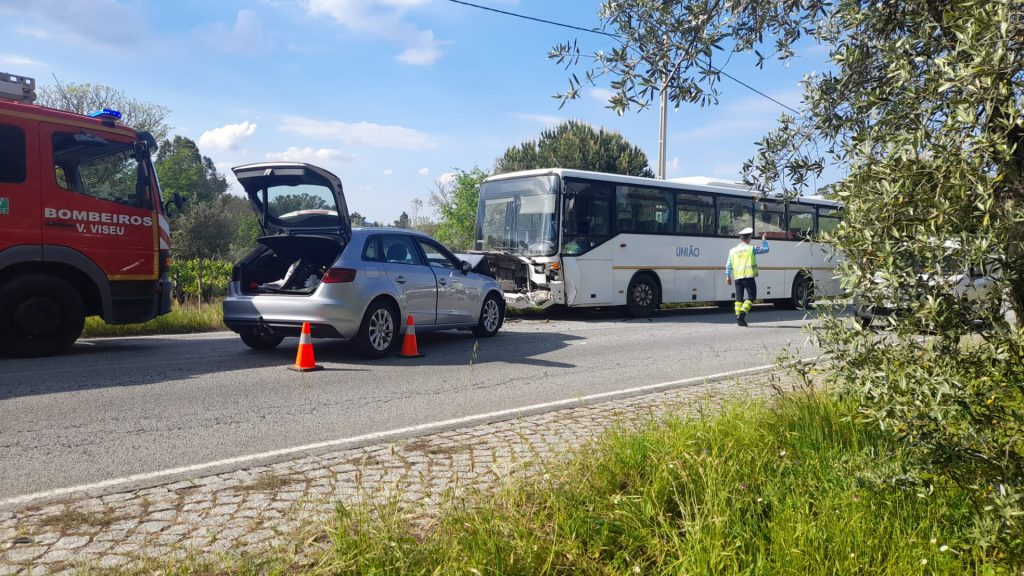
<box><xmin>0</xmin><ymin>274</ymin><xmax>85</xmax><ymax>357</ymax></box>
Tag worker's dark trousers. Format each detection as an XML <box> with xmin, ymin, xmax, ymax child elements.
<box><xmin>734</xmin><ymin>278</ymin><xmax>757</xmax><ymax>317</ymax></box>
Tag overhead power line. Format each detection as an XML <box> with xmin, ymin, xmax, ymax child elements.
<box><xmin>446</xmin><ymin>0</ymin><xmax>800</xmax><ymax>115</ymax></box>
<box><xmin>447</xmin><ymin>0</ymin><xmax>617</xmax><ymax>38</ymax></box>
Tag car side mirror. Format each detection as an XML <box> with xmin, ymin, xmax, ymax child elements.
<box><xmin>461</xmin><ymin>260</ymin><xmax>472</xmax><ymax>274</ymax></box>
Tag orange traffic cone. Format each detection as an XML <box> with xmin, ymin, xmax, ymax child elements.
<box><xmin>397</xmin><ymin>315</ymin><xmax>424</xmax><ymax>358</ymax></box>
<box><xmin>288</xmin><ymin>322</ymin><xmax>323</xmax><ymax>372</ymax></box>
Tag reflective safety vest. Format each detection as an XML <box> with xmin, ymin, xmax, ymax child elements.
<box><xmin>729</xmin><ymin>244</ymin><xmax>758</xmax><ymax>279</ymax></box>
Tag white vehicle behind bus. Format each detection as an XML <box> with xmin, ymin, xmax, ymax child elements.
<box><xmin>473</xmin><ymin>169</ymin><xmax>842</xmax><ymax>316</ymax></box>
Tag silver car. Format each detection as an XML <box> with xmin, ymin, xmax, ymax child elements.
<box><xmin>222</xmin><ymin>162</ymin><xmax>505</xmax><ymax>357</ymax></box>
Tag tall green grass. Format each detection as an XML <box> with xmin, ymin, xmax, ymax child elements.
<box><xmin>81</xmin><ymin>300</ymin><xmax>225</xmax><ymax>338</ymax></box>
<box><xmin>312</xmin><ymin>394</ymin><xmax>999</xmax><ymax>575</ymax></box>
<box><xmin>96</xmin><ymin>393</ymin><xmax>1008</xmax><ymax>575</ymax></box>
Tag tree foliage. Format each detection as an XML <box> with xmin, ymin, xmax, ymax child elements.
<box><xmin>430</xmin><ymin>167</ymin><xmax>489</xmax><ymax>251</ymax></box>
<box><xmin>155</xmin><ymin>136</ymin><xmax>228</xmax><ymax>206</ymax></box>
<box><xmin>37</xmin><ymin>81</ymin><xmax>172</xmax><ymax>142</ymax></box>
<box><xmin>168</xmin><ymin>196</ymin><xmax>237</xmax><ymax>260</ymax></box>
<box><xmin>494</xmin><ymin>120</ymin><xmax>654</xmax><ymax>177</ymax></box>
<box><xmin>392</xmin><ymin>211</ymin><xmax>411</xmax><ymax>229</ymax></box>
<box><xmin>566</xmin><ymin>0</ymin><xmax>1024</xmax><ymax>558</ymax></box>
<box><xmin>268</xmin><ymin>193</ymin><xmax>329</xmax><ymax>215</ymax></box>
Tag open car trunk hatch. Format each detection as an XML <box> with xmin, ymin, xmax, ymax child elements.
<box><xmin>232</xmin><ymin>162</ymin><xmax>351</xmax><ymax>238</ymax></box>
<box><xmin>236</xmin><ymin>234</ymin><xmax>345</xmax><ymax>296</ymax></box>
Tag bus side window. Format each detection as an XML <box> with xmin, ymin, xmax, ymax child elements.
<box><xmin>616</xmin><ymin>185</ymin><xmax>672</xmax><ymax>234</ymax></box>
<box><xmin>787</xmin><ymin>204</ymin><xmax>816</xmax><ymax>239</ymax></box>
<box><xmin>676</xmin><ymin>192</ymin><xmax>714</xmax><ymax>235</ymax></box>
<box><xmin>717</xmin><ymin>197</ymin><xmax>753</xmax><ymax>236</ymax></box>
<box><xmin>818</xmin><ymin>207</ymin><xmax>841</xmax><ymax>236</ymax></box>
<box><xmin>755</xmin><ymin>201</ymin><xmax>786</xmax><ymax>239</ymax></box>
<box><xmin>563</xmin><ymin>179</ymin><xmax>612</xmax><ymax>254</ymax></box>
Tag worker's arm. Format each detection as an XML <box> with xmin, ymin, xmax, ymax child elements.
<box><xmin>753</xmin><ymin>234</ymin><xmax>769</xmax><ymax>255</ymax></box>
<box><xmin>725</xmin><ymin>254</ymin><xmax>733</xmax><ymax>283</ymax></box>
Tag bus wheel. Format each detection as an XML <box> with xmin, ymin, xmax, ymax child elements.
<box><xmin>0</xmin><ymin>274</ymin><xmax>85</xmax><ymax>357</ymax></box>
<box><xmin>626</xmin><ymin>273</ymin><xmax>659</xmax><ymax>317</ymax></box>
<box><xmin>792</xmin><ymin>275</ymin><xmax>814</xmax><ymax>310</ymax></box>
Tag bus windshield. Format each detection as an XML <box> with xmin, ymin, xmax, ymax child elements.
<box><xmin>477</xmin><ymin>175</ymin><xmax>559</xmax><ymax>256</ymax></box>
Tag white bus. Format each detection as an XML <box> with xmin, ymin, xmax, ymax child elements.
<box><xmin>473</xmin><ymin>168</ymin><xmax>842</xmax><ymax>316</ymax></box>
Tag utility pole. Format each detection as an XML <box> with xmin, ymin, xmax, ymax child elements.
<box><xmin>657</xmin><ymin>73</ymin><xmax>668</xmax><ymax>179</ymax></box>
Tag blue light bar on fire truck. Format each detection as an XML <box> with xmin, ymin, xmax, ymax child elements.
<box><xmin>88</xmin><ymin>108</ymin><xmax>123</xmax><ymax>121</ymax></box>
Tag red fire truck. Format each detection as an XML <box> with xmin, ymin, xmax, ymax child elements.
<box><xmin>0</xmin><ymin>73</ymin><xmax>179</xmax><ymax>357</ymax></box>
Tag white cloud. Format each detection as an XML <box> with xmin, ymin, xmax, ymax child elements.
<box><xmin>514</xmin><ymin>113</ymin><xmax>564</xmax><ymax>127</ymax></box>
<box><xmin>418</xmin><ymin>168</ymin><xmax>430</xmax><ymax>176</ymax></box>
<box><xmin>198</xmin><ymin>9</ymin><xmax>267</xmax><ymax>55</ymax></box>
<box><xmin>198</xmin><ymin>121</ymin><xmax>258</xmax><ymax>152</ymax></box>
<box><xmin>0</xmin><ymin>54</ymin><xmax>43</xmax><ymax>67</ymax></box>
<box><xmin>435</xmin><ymin>172</ymin><xmax>457</xmax><ymax>187</ymax></box>
<box><xmin>588</xmin><ymin>88</ymin><xmax>615</xmax><ymax>103</ymax></box>
<box><xmin>0</xmin><ymin>0</ymin><xmax>148</xmax><ymax>47</ymax></box>
<box><xmin>265</xmin><ymin>147</ymin><xmax>355</xmax><ymax>162</ymax></box>
<box><xmin>382</xmin><ymin>169</ymin><xmax>394</xmax><ymax>175</ymax></box>
<box><xmin>280</xmin><ymin>115</ymin><xmax>438</xmax><ymax>150</ymax></box>
<box><xmin>15</xmin><ymin>26</ymin><xmax>48</xmax><ymax>39</ymax></box>
<box><xmin>304</xmin><ymin>0</ymin><xmax>443</xmax><ymax>66</ymax></box>
<box><xmin>396</xmin><ymin>30</ymin><xmax>443</xmax><ymax>65</ymax></box>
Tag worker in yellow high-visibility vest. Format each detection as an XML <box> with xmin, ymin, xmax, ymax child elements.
<box><xmin>725</xmin><ymin>227</ymin><xmax>769</xmax><ymax>327</ymax></box>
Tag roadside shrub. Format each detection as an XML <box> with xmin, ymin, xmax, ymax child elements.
<box><xmin>170</xmin><ymin>258</ymin><xmax>232</xmax><ymax>303</ymax></box>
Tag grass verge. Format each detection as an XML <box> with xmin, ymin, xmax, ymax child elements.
<box><xmin>97</xmin><ymin>392</ymin><xmax>1009</xmax><ymax>575</ymax></box>
<box><xmin>81</xmin><ymin>300</ymin><xmax>225</xmax><ymax>338</ymax></box>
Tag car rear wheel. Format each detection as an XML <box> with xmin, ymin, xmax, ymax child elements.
<box><xmin>0</xmin><ymin>274</ymin><xmax>85</xmax><ymax>357</ymax></box>
<box><xmin>239</xmin><ymin>331</ymin><xmax>284</xmax><ymax>350</ymax></box>
<box><xmin>358</xmin><ymin>300</ymin><xmax>399</xmax><ymax>358</ymax></box>
<box><xmin>472</xmin><ymin>293</ymin><xmax>504</xmax><ymax>337</ymax></box>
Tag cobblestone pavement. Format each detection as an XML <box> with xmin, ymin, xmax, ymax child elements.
<box><xmin>0</xmin><ymin>365</ymin><xmax>818</xmax><ymax>575</ymax></box>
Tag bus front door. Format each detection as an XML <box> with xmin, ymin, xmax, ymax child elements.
<box><xmin>563</xmin><ymin>256</ymin><xmax>613</xmax><ymax>306</ymax></box>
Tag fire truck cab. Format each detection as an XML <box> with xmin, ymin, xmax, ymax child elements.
<box><xmin>0</xmin><ymin>72</ymin><xmax>175</xmax><ymax>356</ymax></box>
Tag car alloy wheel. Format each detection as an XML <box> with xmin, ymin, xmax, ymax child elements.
<box><xmin>482</xmin><ymin>299</ymin><xmax>500</xmax><ymax>332</ymax></box>
<box><xmin>367</xmin><ymin>308</ymin><xmax>395</xmax><ymax>351</ymax></box>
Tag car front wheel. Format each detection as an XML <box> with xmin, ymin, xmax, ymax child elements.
<box><xmin>472</xmin><ymin>294</ymin><xmax>504</xmax><ymax>337</ymax></box>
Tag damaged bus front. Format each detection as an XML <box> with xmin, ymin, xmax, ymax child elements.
<box><xmin>474</xmin><ymin>172</ymin><xmax>564</xmax><ymax>309</ymax></box>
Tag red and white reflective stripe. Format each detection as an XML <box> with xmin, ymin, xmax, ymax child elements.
<box><xmin>158</xmin><ymin>214</ymin><xmax>171</xmax><ymax>250</ymax></box>
<box><xmin>298</xmin><ymin>324</ymin><xmax>313</xmax><ymax>345</ymax></box>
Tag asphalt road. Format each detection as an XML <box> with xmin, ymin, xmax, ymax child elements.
<box><xmin>0</xmin><ymin>305</ymin><xmax>821</xmax><ymax>501</ymax></box>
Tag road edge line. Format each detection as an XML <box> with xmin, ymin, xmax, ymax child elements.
<box><xmin>0</xmin><ymin>358</ymin><xmax>821</xmax><ymax>510</ymax></box>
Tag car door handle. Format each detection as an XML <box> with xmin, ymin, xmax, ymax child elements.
<box><xmin>395</xmin><ymin>276</ymin><xmax>407</xmax><ymax>284</ymax></box>
<box><xmin>438</xmin><ymin>279</ymin><xmax>447</xmax><ymax>286</ymax></box>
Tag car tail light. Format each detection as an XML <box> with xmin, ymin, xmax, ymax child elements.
<box><xmin>323</xmin><ymin>268</ymin><xmax>357</xmax><ymax>283</ymax></box>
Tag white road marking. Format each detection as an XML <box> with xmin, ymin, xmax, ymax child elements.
<box><xmin>0</xmin><ymin>361</ymin><xmax>807</xmax><ymax>508</ymax></box>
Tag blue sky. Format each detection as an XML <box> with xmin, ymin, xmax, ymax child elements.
<box><xmin>1</xmin><ymin>0</ymin><xmax>835</xmax><ymax>223</ymax></box>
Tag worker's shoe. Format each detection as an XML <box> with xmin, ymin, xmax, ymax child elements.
<box><xmin>737</xmin><ymin>314</ymin><xmax>748</xmax><ymax>327</ymax></box>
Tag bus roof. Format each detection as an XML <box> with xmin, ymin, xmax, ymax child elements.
<box><xmin>482</xmin><ymin>168</ymin><xmax>841</xmax><ymax>208</ymax></box>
